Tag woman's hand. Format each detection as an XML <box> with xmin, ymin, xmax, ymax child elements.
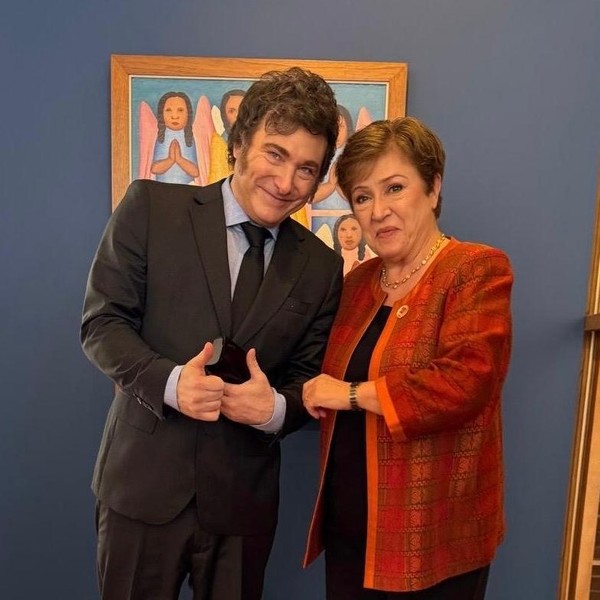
<box><xmin>303</xmin><ymin>375</ymin><xmax>382</xmax><ymax>419</ymax></box>
<box><xmin>303</xmin><ymin>374</ymin><xmax>353</xmax><ymax>419</ymax></box>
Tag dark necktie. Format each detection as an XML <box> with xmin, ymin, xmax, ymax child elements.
<box><xmin>232</xmin><ymin>222</ymin><xmax>269</xmax><ymax>333</ymax></box>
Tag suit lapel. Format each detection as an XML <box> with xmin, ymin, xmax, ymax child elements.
<box><xmin>189</xmin><ymin>183</ymin><xmax>233</xmax><ymax>338</ymax></box>
<box><xmin>235</xmin><ymin>219</ymin><xmax>308</xmax><ymax>346</ymax></box>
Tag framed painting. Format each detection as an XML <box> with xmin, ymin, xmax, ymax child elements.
<box><xmin>111</xmin><ymin>54</ymin><xmax>408</xmax><ymax>272</ymax></box>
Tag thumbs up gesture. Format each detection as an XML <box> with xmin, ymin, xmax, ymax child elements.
<box><xmin>177</xmin><ymin>342</ymin><xmax>225</xmax><ymax>421</ymax></box>
<box><xmin>221</xmin><ymin>348</ymin><xmax>274</xmax><ymax>425</ymax></box>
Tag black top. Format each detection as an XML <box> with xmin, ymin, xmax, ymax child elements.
<box><xmin>324</xmin><ymin>305</ymin><xmax>391</xmax><ymax>545</ymax></box>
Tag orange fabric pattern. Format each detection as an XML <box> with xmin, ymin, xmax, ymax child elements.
<box><xmin>304</xmin><ymin>238</ymin><xmax>513</xmax><ymax>592</ymax></box>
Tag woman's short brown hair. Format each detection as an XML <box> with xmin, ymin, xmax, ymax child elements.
<box><xmin>337</xmin><ymin>117</ymin><xmax>446</xmax><ymax>218</ymax></box>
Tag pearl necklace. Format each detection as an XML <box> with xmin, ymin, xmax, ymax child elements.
<box><xmin>381</xmin><ymin>234</ymin><xmax>446</xmax><ymax>290</ymax></box>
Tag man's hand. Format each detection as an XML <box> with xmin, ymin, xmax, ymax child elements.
<box><xmin>177</xmin><ymin>342</ymin><xmax>225</xmax><ymax>421</ymax></box>
<box><xmin>221</xmin><ymin>348</ymin><xmax>274</xmax><ymax>425</ymax></box>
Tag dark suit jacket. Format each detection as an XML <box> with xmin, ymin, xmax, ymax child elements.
<box><xmin>81</xmin><ymin>179</ymin><xmax>343</xmax><ymax>534</ymax></box>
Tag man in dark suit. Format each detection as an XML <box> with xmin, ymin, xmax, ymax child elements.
<box><xmin>81</xmin><ymin>67</ymin><xmax>343</xmax><ymax>600</ymax></box>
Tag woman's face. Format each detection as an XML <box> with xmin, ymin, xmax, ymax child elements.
<box><xmin>349</xmin><ymin>149</ymin><xmax>440</xmax><ymax>265</ymax></box>
<box><xmin>163</xmin><ymin>97</ymin><xmax>189</xmax><ymax>130</ymax></box>
<box><xmin>337</xmin><ymin>217</ymin><xmax>362</xmax><ymax>251</ymax></box>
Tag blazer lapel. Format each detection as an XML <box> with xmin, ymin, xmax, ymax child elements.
<box><xmin>189</xmin><ymin>183</ymin><xmax>233</xmax><ymax>338</ymax></box>
<box><xmin>235</xmin><ymin>219</ymin><xmax>308</xmax><ymax>346</ymax></box>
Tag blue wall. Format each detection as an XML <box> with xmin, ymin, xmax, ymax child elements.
<box><xmin>2</xmin><ymin>1</ymin><xmax>599</xmax><ymax>598</ymax></box>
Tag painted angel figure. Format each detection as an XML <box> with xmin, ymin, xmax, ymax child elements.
<box><xmin>138</xmin><ymin>92</ymin><xmax>214</xmax><ymax>186</ymax></box>
<box><xmin>207</xmin><ymin>89</ymin><xmax>246</xmax><ymax>183</ymax></box>
<box><xmin>332</xmin><ymin>213</ymin><xmax>376</xmax><ymax>276</ymax></box>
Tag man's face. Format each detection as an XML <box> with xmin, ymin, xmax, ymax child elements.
<box><xmin>230</xmin><ymin>120</ymin><xmax>327</xmax><ymax>228</ymax></box>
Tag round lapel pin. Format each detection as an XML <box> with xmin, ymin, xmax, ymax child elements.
<box><xmin>396</xmin><ymin>305</ymin><xmax>409</xmax><ymax>319</ymax></box>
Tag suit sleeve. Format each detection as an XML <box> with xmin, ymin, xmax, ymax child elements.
<box><xmin>278</xmin><ymin>256</ymin><xmax>344</xmax><ymax>436</ymax></box>
<box><xmin>377</xmin><ymin>248</ymin><xmax>513</xmax><ymax>441</ymax></box>
<box><xmin>80</xmin><ymin>181</ymin><xmax>176</xmax><ymax>419</ymax></box>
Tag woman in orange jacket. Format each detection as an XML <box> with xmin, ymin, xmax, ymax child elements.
<box><xmin>303</xmin><ymin>117</ymin><xmax>513</xmax><ymax>600</ymax></box>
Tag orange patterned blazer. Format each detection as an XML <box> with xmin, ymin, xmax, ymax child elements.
<box><xmin>304</xmin><ymin>238</ymin><xmax>513</xmax><ymax>592</ymax></box>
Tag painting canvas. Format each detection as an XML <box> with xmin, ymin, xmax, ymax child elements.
<box><xmin>112</xmin><ymin>55</ymin><xmax>408</xmax><ymax>273</ymax></box>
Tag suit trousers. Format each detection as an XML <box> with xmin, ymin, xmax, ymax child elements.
<box><xmin>96</xmin><ymin>500</ymin><xmax>275</xmax><ymax>600</ymax></box>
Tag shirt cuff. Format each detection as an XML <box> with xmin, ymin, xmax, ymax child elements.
<box><xmin>252</xmin><ymin>389</ymin><xmax>286</xmax><ymax>434</ymax></box>
<box><xmin>164</xmin><ymin>365</ymin><xmax>184</xmax><ymax>410</ymax></box>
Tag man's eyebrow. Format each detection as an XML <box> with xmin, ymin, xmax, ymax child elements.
<box><xmin>263</xmin><ymin>142</ymin><xmax>289</xmax><ymax>158</ymax></box>
<box><xmin>302</xmin><ymin>158</ymin><xmax>321</xmax><ymax>170</ymax></box>
<box><xmin>263</xmin><ymin>143</ymin><xmax>320</xmax><ymax>169</ymax></box>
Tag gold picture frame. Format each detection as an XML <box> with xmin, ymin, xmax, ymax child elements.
<box><xmin>110</xmin><ymin>54</ymin><xmax>407</xmax><ymax>276</ymax></box>
<box><xmin>110</xmin><ymin>54</ymin><xmax>408</xmax><ymax>209</ymax></box>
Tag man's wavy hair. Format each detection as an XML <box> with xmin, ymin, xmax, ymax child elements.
<box><xmin>228</xmin><ymin>67</ymin><xmax>339</xmax><ymax>181</ymax></box>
